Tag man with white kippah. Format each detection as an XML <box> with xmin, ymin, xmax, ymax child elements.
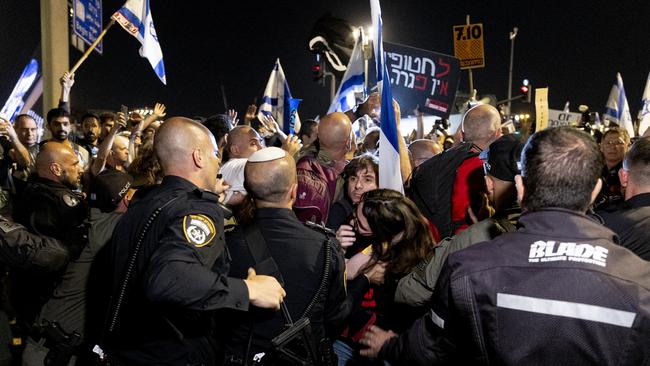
<box><xmin>221</xmin><ymin>128</ymin><xmax>302</xmax><ymax>208</ymax></box>
<box><xmin>223</xmin><ymin>146</ymin><xmax>355</xmax><ymax>365</ymax></box>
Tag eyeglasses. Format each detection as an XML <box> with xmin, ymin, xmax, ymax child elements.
<box><xmin>602</xmin><ymin>140</ymin><xmax>626</xmax><ymax>146</ymax></box>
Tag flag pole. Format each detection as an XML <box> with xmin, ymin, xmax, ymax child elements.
<box><xmin>69</xmin><ymin>19</ymin><xmax>116</xmax><ymax>74</ymax></box>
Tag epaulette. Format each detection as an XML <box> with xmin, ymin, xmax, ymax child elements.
<box><xmin>190</xmin><ymin>188</ymin><xmax>220</xmax><ymax>202</ymax></box>
<box><xmin>304</xmin><ymin>221</ymin><xmax>335</xmax><ymax>237</ymax></box>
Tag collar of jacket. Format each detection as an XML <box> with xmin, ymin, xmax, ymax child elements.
<box><xmin>518</xmin><ymin>207</ymin><xmax>619</xmax><ymax>244</ymax></box>
<box><xmin>255</xmin><ymin>207</ymin><xmax>297</xmax><ymax>221</ymax></box>
<box><xmin>624</xmin><ymin>192</ymin><xmax>650</xmax><ymax>208</ymax></box>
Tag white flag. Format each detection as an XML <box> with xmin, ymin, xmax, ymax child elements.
<box><xmin>112</xmin><ymin>0</ymin><xmax>166</xmax><ymax>84</ymax></box>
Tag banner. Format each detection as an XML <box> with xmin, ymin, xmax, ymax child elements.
<box><xmin>384</xmin><ymin>42</ymin><xmax>460</xmax><ymax>119</ymax></box>
<box><xmin>535</xmin><ymin>88</ymin><xmax>549</xmax><ymax>132</ymax></box>
<box><xmin>548</xmin><ymin>110</ymin><xmax>582</xmax><ymax>128</ymax></box>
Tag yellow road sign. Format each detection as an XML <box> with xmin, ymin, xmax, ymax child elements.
<box><xmin>453</xmin><ymin>23</ymin><xmax>485</xmax><ymax>69</ymax></box>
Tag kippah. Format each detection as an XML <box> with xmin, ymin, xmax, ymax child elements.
<box><xmin>248</xmin><ymin>147</ymin><xmax>286</xmax><ymax>163</ymax></box>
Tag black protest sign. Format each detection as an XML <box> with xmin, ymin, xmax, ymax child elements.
<box><xmin>384</xmin><ymin>42</ymin><xmax>460</xmax><ymax>118</ymax></box>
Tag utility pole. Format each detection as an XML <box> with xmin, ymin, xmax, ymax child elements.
<box><xmin>506</xmin><ymin>27</ymin><xmax>518</xmax><ymax>117</ymax></box>
<box><xmin>40</xmin><ymin>0</ymin><xmax>69</xmax><ymax>113</ymax></box>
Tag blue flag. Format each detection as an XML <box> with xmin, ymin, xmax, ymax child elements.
<box><xmin>112</xmin><ymin>0</ymin><xmax>166</xmax><ymax>84</ymax></box>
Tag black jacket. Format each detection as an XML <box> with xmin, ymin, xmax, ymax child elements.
<box><xmin>381</xmin><ymin>208</ymin><xmax>650</xmax><ymax>365</ymax></box>
<box><xmin>103</xmin><ymin>176</ymin><xmax>249</xmax><ymax>365</ymax></box>
<box><xmin>224</xmin><ymin>208</ymin><xmax>353</xmax><ymax>362</ymax></box>
<box><xmin>597</xmin><ymin>192</ymin><xmax>650</xmax><ymax>260</ymax></box>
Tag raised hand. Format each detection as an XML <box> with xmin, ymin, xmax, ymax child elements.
<box><xmin>226</xmin><ymin>109</ymin><xmax>239</xmax><ymax>127</ymax></box>
<box><xmin>244</xmin><ymin>104</ymin><xmax>257</xmax><ymax>125</ymax></box>
<box><xmin>115</xmin><ymin>112</ymin><xmax>128</xmax><ymax>131</ymax></box>
<box><xmin>281</xmin><ymin>134</ymin><xmax>302</xmax><ymax>156</ymax></box>
<box><xmin>357</xmin><ymin>92</ymin><xmax>381</xmax><ymax>119</ymax></box>
<box><xmin>60</xmin><ymin>72</ymin><xmax>75</xmax><ymax>91</ymax></box>
<box><xmin>153</xmin><ymin>103</ymin><xmax>167</xmax><ymax>119</ymax></box>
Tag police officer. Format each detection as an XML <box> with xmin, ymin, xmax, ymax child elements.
<box><xmin>102</xmin><ymin>117</ymin><xmax>285</xmax><ymax>365</ymax></box>
<box><xmin>223</xmin><ymin>147</ymin><xmax>350</xmax><ymax>365</ymax></box>
<box><xmin>361</xmin><ymin>127</ymin><xmax>650</xmax><ymax>365</ymax></box>
<box><xmin>11</xmin><ymin>142</ymin><xmax>86</xmax><ymax>339</ymax></box>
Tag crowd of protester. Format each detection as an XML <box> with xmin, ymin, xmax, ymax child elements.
<box><xmin>0</xmin><ymin>69</ymin><xmax>648</xmax><ymax>366</ymax></box>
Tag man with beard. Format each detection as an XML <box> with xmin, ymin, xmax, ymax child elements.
<box><xmin>44</xmin><ymin>108</ymin><xmax>90</xmax><ymax>171</ymax></box>
<box><xmin>12</xmin><ymin>142</ymin><xmax>88</xmax><ymax>350</ymax></box>
<box><xmin>79</xmin><ymin>113</ymin><xmax>102</xmax><ymax>158</ymax></box>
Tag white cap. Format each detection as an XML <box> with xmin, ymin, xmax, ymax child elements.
<box><xmin>248</xmin><ymin>147</ymin><xmax>286</xmax><ymax>163</ymax></box>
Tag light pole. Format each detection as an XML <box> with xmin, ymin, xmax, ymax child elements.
<box><xmin>506</xmin><ymin>27</ymin><xmax>518</xmax><ymax>117</ymax></box>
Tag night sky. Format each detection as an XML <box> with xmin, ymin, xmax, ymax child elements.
<box><xmin>1</xmin><ymin>0</ymin><xmax>649</xmax><ymax>120</ymax></box>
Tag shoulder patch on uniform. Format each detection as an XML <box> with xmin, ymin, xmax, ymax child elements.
<box><xmin>62</xmin><ymin>194</ymin><xmax>80</xmax><ymax>207</ymax></box>
<box><xmin>0</xmin><ymin>219</ymin><xmax>24</xmax><ymax>234</ymax></box>
<box><xmin>183</xmin><ymin>214</ymin><xmax>216</xmax><ymax>247</ymax></box>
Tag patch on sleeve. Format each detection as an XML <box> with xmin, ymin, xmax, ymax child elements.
<box><xmin>0</xmin><ymin>219</ymin><xmax>23</xmax><ymax>234</ymax></box>
<box><xmin>182</xmin><ymin>214</ymin><xmax>216</xmax><ymax>247</ymax></box>
<box><xmin>62</xmin><ymin>194</ymin><xmax>80</xmax><ymax>207</ymax></box>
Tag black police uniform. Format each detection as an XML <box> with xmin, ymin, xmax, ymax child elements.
<box><xmin>380</xmin><ymin>208</ymin><xmax>650</xmax><ymax>365</ymax></box>
<box><xmin>597</xmin><ymin>192</ymin><xmax>650</xmax><ymax>260</ymax></box>
<box><xmin>13</xmin><ymin>176</ymin><xmax>87</xmax><ymax>243</ymax></box>
<box><xmin>223</xmin><ymin>208</ymin><xmax>350</xmax><ymax>364</ymax></box>
<box><xmin>11</xmin><ymin>176</ymin><xmax>87</xmax><ymax>334</ymax></box>
<box><xmin>103</xmin><ymin>176</ymin><xmax>250</xmax><ymax>365</ymax></box>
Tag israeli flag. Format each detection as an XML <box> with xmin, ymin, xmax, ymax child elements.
<box><xmin>258</xmin><ymin>59</ymin><xmax>299</xmax><ymax>134</ymax></box>
<box><xmin>1</xmin><ymin>59</ymin><xmax>38</xmax><ymax>121</ymax></box>
<box><xmin>327</xmin><ymin>34</ymin><xmax>366</xmax><ymax>113</ymax></box>
<box><xmin>370</xmin><ymin>0</ymin><xmax>403</xmax><ymax>193</ymax></box>
<box><xmin>112</xmin><ymin>0</ymin><xmax>166</xmax><ymax>84</ymax></box>
<box><xmin>638</xmin><ymin>71</ymin><xmax>650</xmax><ymax>136</ymax></box>
<box><xmin>604</xmin><ymin>73</ymin><xmax>634</xmax><ymax>136</ymax></box>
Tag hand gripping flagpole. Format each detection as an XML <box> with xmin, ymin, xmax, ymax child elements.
<box><xmin>69</xmin><ymin>19</ymin><xmax>116</xmax><ymax>74</ymax></box>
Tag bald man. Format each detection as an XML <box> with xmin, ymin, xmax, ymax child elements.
<box><xmin>11</xmin><ymin>142</ymin><xmax>87</xmax><ymax>336</ymax></box>
<box><xmin>224</xmin><ymin>147</ymin><xmax>349</xmax><ymax>363</ymax></box>
<box><xmin>295</xmin><ymin>112</ymin><xmax>352</xmax><ymax>223</ymax></box>
<box><xmin>408</xmin><ymin>139</ymin><xmax>442</xmax><ymax>168</ymax></box>
<box><xmin>14</xmin><ymin>142</ymin><xmax>85</xmax><ymax>238</ymax></box>
<box><xmin>103</xmin><ymin>117</ymin><xmax>285</xmax><ymax>365</ymax></box>
<box><xmin>225</xmin><ymin>125</ymin><xmax>264</xmax><ymax>161</ymax></box>
<box><xmin>410</xmin><ymin>104</ymin><xmax>502</xmax><ymax>239</ymax></box>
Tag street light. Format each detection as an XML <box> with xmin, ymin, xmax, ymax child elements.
<box><xmin>506</xmin><ymin>27</ymin><xmax>518</xmax><ymax>116</ymax></box>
